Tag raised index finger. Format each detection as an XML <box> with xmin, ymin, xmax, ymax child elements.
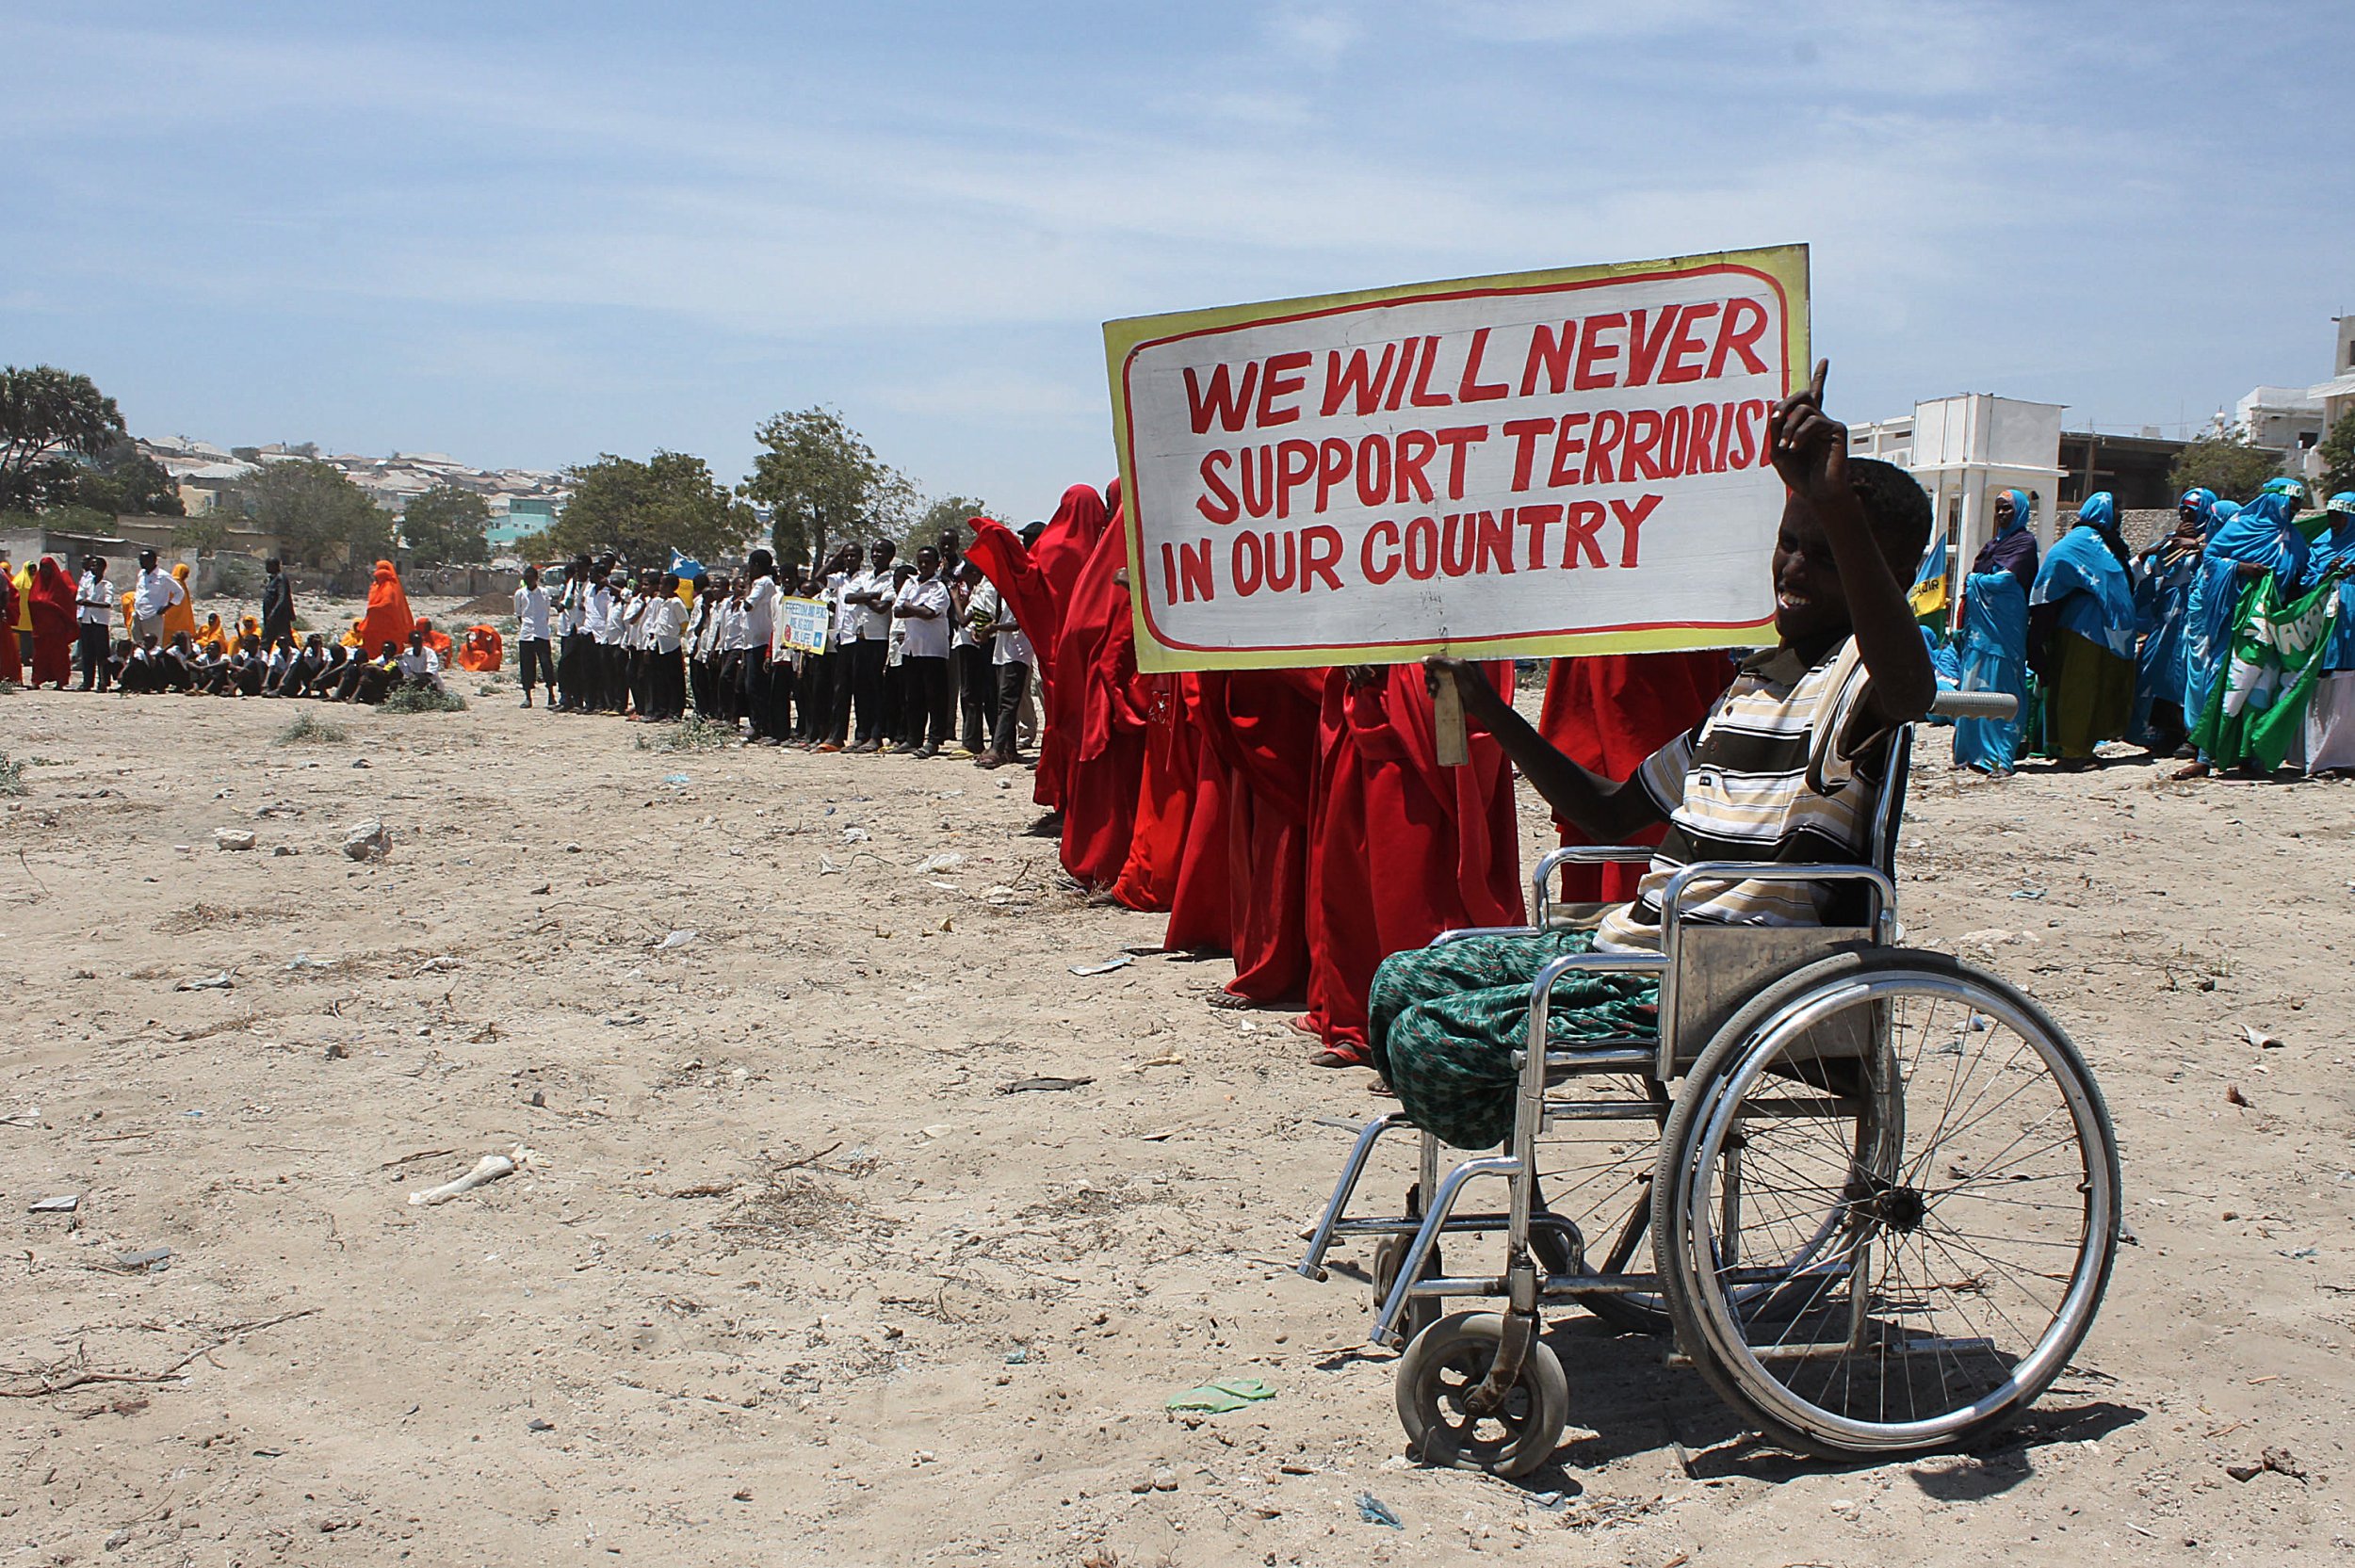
<box><xmin>1807</xmin><ymin>358</ymin><xmax>1829</xmax><ymax>405</ymax></box>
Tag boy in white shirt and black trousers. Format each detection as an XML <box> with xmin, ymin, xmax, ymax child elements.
<box><xmin>513</xmin><ymin>565</ymin><xmax>555</xmax><ymax>709</ymax></box>
<box><xmin>894</xmin><ymin>545</ymin><xmax>955</xmax><ymax>757</ymax></box>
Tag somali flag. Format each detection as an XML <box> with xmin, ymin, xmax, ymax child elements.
<box><xmin>2189</xmin><ymin>573</ymin><xmax>2343</xmax><ymax>770</ymax></box>
<box><xmin>1908</xmin><ymin>517</ymin><xmax>1950</xmax><ymax>627</ymax></box>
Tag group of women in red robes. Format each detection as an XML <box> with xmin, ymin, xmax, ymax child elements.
<box><xmin>966</xmin><ymin>477</ymin><xmax>1736</xmax><ymax>1073</ymax></box>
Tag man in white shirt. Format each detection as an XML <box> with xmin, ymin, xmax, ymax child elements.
<box><xmin>840</xmin><ymin>540</ymin><xmax>898</xmax><ymax>752</ymax></box>
<box><xmin>397</xmin><ymin>628</ymin><xmax>444</xmax><ymax>690</ymax></box>
<box><xmin>739</xmin><ymin>552</ymin><xmax>783</xmax><ymax>742</ymax></box>
<box><xmin>74</xmin><ymin>554</ymin><xmax>117</xmax><ymax>691</ymax></box>
<box><xmin>129</xmin><ymin>550</ymin><xmax>185</xmax><ymax>646</ymax></box>
<box><xmin>642</xmin><ymin>573</ymin><xmax>688</xmax><ymax>721</ymax></box>
<box><xmin>950</xmin><ymin>559</ymin><xmax>993</xmax><ymax>755</ymax></box>
<box><xmin>513</xmin><ymin>565</ymin><xmax>555</xmax><ymax>709</ymax></box>
<box><xmin>593</xmin><ymin>568</ymin><xmax>629</xmax><ymax>713</ymax></box>
<box><xmin>800</xmin><ymin>544</ymin><xmax>854</xmax><ymax>747</ymax></box>
<box><xmin>977</xmin><ymin>577</ymin><xmax>1034</xmax><ymax>769</ymax></box>
<box><xmin>894</xmin><ymin>546</ymin><xmax>954</xmax><ymax>756</ymax></box>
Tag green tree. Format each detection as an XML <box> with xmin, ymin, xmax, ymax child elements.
<box><xmin>72</xmin><ymin>434</ymin><xmax>185</xmax><ymax>516</ymax></box>
<box><xmin>740</xmin><ymin>407</ymin><xmax>913</xmax><ymax>571</ymax></box>
<box><xmin>551</xmin><ymin>451</ymin><xmax>754</xmax><ymax>565</ymax></box>
<box><xmin>0</xmin><ymin>365</ymin><xmax>126</xmax><ymax>510</ymax></box>
<box><xmin>171</xmin><ymin>513</ymin><xmax>230</xmax><ymax>555</ymax></box>
<box><xmin>2169</xmin><ymin>427</ymin><xmax>2287</xmax><ymax>502</ymax></box>
<box><xmin>911</xmin><ymin>494</ymin><xmax>992</xmax><ymax>556</ymax></box>
<box><xmin>2315</xmin><ymin>410</ymin><xmax>2355</xmax><ymax>500</ymax></box>
<box><xmin>400</xmin><ymin>481</ymin><xmax>493</xmax><ymax>565</ymax></box>
<box><xmin>217</xmin><ymin>458</ymin><xmax>390</xmax><ymax>569</ymax></box>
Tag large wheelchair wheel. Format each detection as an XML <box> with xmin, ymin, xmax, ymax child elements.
<box><xmin>1653</xmin><ymin>948</ymin><xmax>2119</xmax><ymax>1458</ymax></box>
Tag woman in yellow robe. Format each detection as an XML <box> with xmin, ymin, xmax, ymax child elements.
<box><xmin>161</xmin><ymin>563</ymin><xmax>200</xmax><ymax>646</ymax></box>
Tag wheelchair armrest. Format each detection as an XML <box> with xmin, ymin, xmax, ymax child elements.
<box><xmin>1657</xmin><ymin>861</ymin><xmax>1897</xmax><ymax>950</ymax></box>
<box><xmin>1430</xmin><ymin>924</ymin><xmax>1543</xmax><ymax>947</ymax></box>
<box><xmin>1532</xmin><ymin>845</ymin><xmax>1655</xmax><ymax>927</ymax></box>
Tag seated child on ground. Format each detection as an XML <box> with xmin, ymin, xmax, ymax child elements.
<box><xmin>1383</xmin><ymin>365</ymin><xmax>1936</xmax><ymax>1150</ymax></box>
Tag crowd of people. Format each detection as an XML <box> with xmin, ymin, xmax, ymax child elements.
<box><xmin>1931</xmin><ymin>481</ymin><xmax>2355</xmax><ymax>779</ymax></box>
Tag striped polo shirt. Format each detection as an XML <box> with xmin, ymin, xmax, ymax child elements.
<box><xmin>1593</xmin><ymin>638</ymin><xmax>1889</xmax><ymax>953</ymax></box>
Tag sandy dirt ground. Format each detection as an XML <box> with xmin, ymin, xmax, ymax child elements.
<box><xmin>6</xmin><ymin>612</ymin><xmax>2355</xmax><ymax>1565</ymax></box>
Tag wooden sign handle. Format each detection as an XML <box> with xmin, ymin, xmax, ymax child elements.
<box><xmin>1432</xmin><ymin>672</ymin><xmax>1470</xmax><ymax>768</ymax></box>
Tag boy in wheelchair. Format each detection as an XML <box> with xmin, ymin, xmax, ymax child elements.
<box><xmin>1393</xmin><ymin>363</ymin><xmax>1937</xmax><ymax>1150</ymax></box>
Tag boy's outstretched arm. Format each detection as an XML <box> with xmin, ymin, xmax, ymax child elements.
<box><xmin>1770</xmin><ymin>360</ymin><xmax>1938</xmax><ymax>728</ymax></box>
<box><xmin>1423</xmin><ymin>658</ymin><xmax>1665</xmax><ymax>843</ymax></box>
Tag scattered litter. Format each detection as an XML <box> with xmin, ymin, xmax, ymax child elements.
<box><xmin>1001</xmin><ymin>1076</ymin><xmax>1094</xmax><ymax>1095</ymax></box>
<box><xmin>528</xmin><ymin>1417</ymin><xmax>556</xmax><ymax>1433</ymax></box>
<box><xmin>2226</xmin><ymin>1084</ymin><xmax>2251</xmax><ymax>1107</ymax></box>
<box><xmin>841</xmin><ymin>827</ymin><xmax>871</xmax><ymax>844</ymax></box>
<box><xmin>1004</xmin><ymin>1346</ymin><xmax>1031</xmax><ymax>1366</ymax></box>
<box><xmin>409</xmin><ymin>1146</ymin><xmax>530</xmax><ymax>1207</ymax></box>
<box><xmin>820</xmin><ymin>855</ymin><xmax>844</xmax><ymax>876</ymax></box>
<box><xmin>112</xmin><ymin>1246</ymin><xmax>173</xmax><ymax>1273</ymax></box>
<box><xmin>604</xmin><ymin>1011</ymin><xmax>645</xmax><ymax>1027</ymax></box>
<box><xmin>2226</xmin><ymin>1447</ymin><xmax>2308</xmax><ymax>1483</ymax></box>
<box><xmin>919</xmin><ymin>1124</ymin><xmax>953</xmax><ymax>1140</ymax></box>
<box><xmin>1356</xmin><ymin>1493</ymin><xmax>1403</xmax><ymax>1528</ymax></box>
<box><xmin>272</xmin><ymin>846</ymin><xmax>297</xmax><ymax>857</ymax></box>
<box><xmin>916</xmin><ymin>851</ymin><xmax>966</xmax><ymax>874</ymax></box>
<box><xmin>2008</xmin><ymin>887</ymin><xmax>2047</xmax><ymax>900</ymax></box>
<box><xmin>350</xmin><ymin>757</ymin><xmax>370</xmax><ymax>768</ymax></box>
<box><xmin>213</xmin><ymin>828</ymin><xmax>256</xmax><ymax>852</ymax></box>
<box><xmin>342</xmin><ymin>821</ymin><xmax>392</xmax><ymax>862</ymax></box>
<box><xmin>2242</xmin><ymin>1024</ymin><xmax>2285</xmax><ymax>1050</ymax></box>
<box><xmin>285</xmin><ymin>953</ymin><xmax>325</xmax><ymax>972</ymax></box>
<box><xmin>176</xmin><ymin>973</ymin><xmax>234</xmax><ymax>992</ymax></box>
<box><xmin>1166</xmin><ymin>1378</ymin><xmax>1276</xmax><ymax>1413</ymax></box>
<box><xmin>662</xmin><ymin>773</ymin><xmax>690</xmax><ymax>785</ymax></box>
<box><xmin>654</xmin><ymin>929</ymin><xmax>698</xmax><ymax>951</ymax></box>
<box><xmin>2282</xmin><ymin>1246</ymin><xmax>2320</xmax><ymax>1261</ymax></box>
<box><xmin>1139</xmin><ymin>1052</ymin><xmax>1186</xmax><ymax>1069</ymax></box>
<box><xmin>416</xmin><ymin>957</ymin><xmax>461</xmax><ymax>974</ymax></box>
<box><xmin>1070</xmin><ymin>955</ymin><xmax>1135</xmax><ymax>978</ymax></box>
<box><xmin>29</xmin><ymin>1193</ymin><xmax>80</xmax><ymax>1214</ymax></box>
<box><xmin>1120</xmin><ymin>943</ymin><xmax>1166</xmax><ymax>957</ymax></box>
<box><xmin>1958</xmin><ymin>928</ymin><xmax>2038</xmax><ymax>946</ymax></box>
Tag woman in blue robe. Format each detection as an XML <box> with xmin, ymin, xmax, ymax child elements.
<box><xmin>2127</xmin><ymin>488</ymin><xmax>2213</xmax><ymax>753</ymax></box>
<box><xmin>2178</xmin><ymin>486</ymin><xmax>2312</xmax><ymax>777</ymax></box>
<box><xmin>1953</xmin><ymin>488</ymin><xmax>2038</xmax><ymax>774</ymax></box>
<box><xmin>2030</xmin><ymin>493</ymin><xmax>2138</xmax><ymax>768</ymax></box>
<box><xmin>2304</xmin><ymin>493</ymin><xmax>2355</xmax><ymax>775</ymax></box>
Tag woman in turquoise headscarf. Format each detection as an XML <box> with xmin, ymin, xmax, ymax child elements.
<box><xmin>2128</xmin><ymin>488</ymin><xmax>2213</xmax><ymax>753</ymax></box>
<box><xmin>1954</xmin><ymin>488</ymin><xmax>2038</xmax><ymax>774</ymax></box>
<box><xmin>2030</xmin><ymin>492</ymin><xmax>2137</xmax><ymax>768</ymax></box>
<box><xmin>2304</xmin><ymin>492</ymin><xmax>2355</xmax><ymax>775</ymax></box>
<box><xmin>2177</xmin><ymin>484</ymin><xmax>2312</xmax><ymax>777</ymax></box>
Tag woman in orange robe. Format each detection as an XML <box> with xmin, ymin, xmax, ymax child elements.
<box><xmin>456</xmin><ymin>625</ymin><xmax>503</xmax><ymax>672</ymax></box>
<box><xmin>358</xmin><ymin>559</ymin><xmax>415</xmax><ymax>655</ymax></box>
<box><xmin>161</xmin><ymin>564</ymin><xmax>200</xmax><ymax>646</ymax></box>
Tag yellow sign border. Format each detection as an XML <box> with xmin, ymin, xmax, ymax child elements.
<box><xmin>1103</xmin><ymin>243</ymin><xmax>1809</xmax><ymax>671</ymax></box>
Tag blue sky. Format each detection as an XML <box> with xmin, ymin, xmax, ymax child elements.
<box><xmin>6</xmin><ymin>1</ymin><xmax>2348</xmax><ymax>521</ymax></box>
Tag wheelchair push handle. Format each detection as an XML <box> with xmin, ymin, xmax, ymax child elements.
<box><xmin>1928</xmin><ymin>689</ymin><xmax>2018</xmax><ymax>721</ymax></box>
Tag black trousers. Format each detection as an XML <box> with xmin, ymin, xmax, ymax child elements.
<box><xmin>990</xmin><ymin>660</ymin><xmax>1031</xmax><ymax>756</ymax></box>
<box><xmin>517</xmin><ymin>638</ymin><xmax>555</xmax><ymax>693</ymax></box>
<box><xmin>954</xmin><ymin>644</ymin><xmax>993</xmax><ymax>752</ymax></box>
<box><xmin>602</xmin><ymin>644</ymin><xmax>628</xmax><ymax>711</ymax></box>
<box><xmin>77</xmin><ymin>625</ymin><xmax>110</xmax><ymax>690</ymax></box>
<box><xmin>740</xmin><ymin>647</ymin><xmax>775</xmax><ymax>736</ymax></box>
<box><xmin>648</xmin><ymin>647</ymin><xmax>685</xmax><ymax>720</ymax></box>
<box><xmin>626</xmin><ymin>648</ymin><xmax>650</xmax><ymax>715</ymax></box>
<box><xmin>901</xmin><ymin>655</ymin><xmax>951</xmax><ymax>750</ymax></box>
<box><xmin>849</xmin><ymin>638</ymin><xmax>888</xmax><ymax>743</ymax></box>
<box><xmin>798</xmin><ymin>650</ymin><xmax>836</xmax><ymax>739</ymax></box>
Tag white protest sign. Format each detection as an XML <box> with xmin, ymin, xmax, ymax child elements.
<box><xmin>1104</xmin><ymin>245</ymin><xmax>1808</xmax><ymax>671</ymax></box>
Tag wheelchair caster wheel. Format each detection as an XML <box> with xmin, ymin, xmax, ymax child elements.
<box><xmin>1371</xmin><ymin>1234</ymin><xmax>1442</xmax><ymax>1344</ymax></box>
<box><xmin>1394</xmin><ymin>1312</ymin><xmax>1569</xmax><ymax>1479</ymax></box>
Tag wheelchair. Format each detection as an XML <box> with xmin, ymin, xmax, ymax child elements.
<box><xmin>1296</xmin><ymin>689</ymin><xmax>2120</xmax><ymax>1476</ymax></box>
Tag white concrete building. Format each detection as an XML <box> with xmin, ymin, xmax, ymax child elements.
<box><xmin>1850</xmin><ymin>395</ymin><xmax>2065</xmax><ymax>629</ymax></box>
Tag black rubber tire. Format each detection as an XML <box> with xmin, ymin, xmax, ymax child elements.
<box><xmin>1394</xmin><ymin>1312</ymin><xmax>1571</xmax><ymax>1478</ymax></box>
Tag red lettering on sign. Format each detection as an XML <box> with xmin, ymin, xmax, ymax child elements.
<box><xmin>1408</xmin><ymin>335</ymin><xmax>1452</xmax><ymax>408</ymax></box>
<box><xmin>1393</xmin><ymin>429</ymin><xmax>1437</xmax><ymax>504</ymax></box>
<box><xmin>1518</xmin><ymin>503</ymin><xmax>1563</xmax><ymax>569</ymax></box>
<box><xmin>1583</xmin><ymin>410</ymin><xmax>1625</xmax><ymax>485</ymax></box>
<box><xmin>1574</xmin><ymin>312</ymin><xmax>1624</xmax><ymax>390</ymax></box>
<box><xmin>1184</xmin><ymin>362</ymin><xmax>1258</xmax><ymax>435</ymax></box>
<box><xmin>1625</xmin><ymin>305</ymin><xmax>1681</xmax><ymax>387</ymax></box>
<box><xmin>1403</xmin><ymin>515</ymin><xmax>1439</xmax><ymax>580</ymax></box>
<box><xmin>1709</xmin><ymin>299</ymin><xmax>1771</xmax><ymax>378</ymax></box>
<box><xmin>1315</xmin><ymin>437</ymin><xmax>1353</xmax><ymax>513</ymax></box>
<box><xmin>1612</xmin><ymin>494</ymin><xmax>1660</xmax><ymax>567</ymax></box>
<box><xmin>1362</xmin><ymin>518</ymin><xmax>1402</xmax><ymax>584</ymax></box>
<box><xmin>1240</xmin><ymin>445</ymin><xmax>1274</xmax><ymax>519</ymax></box>
<box><xmin>1173</xmin><ymin>538</ymin><xmax>1214</xmax><ymax>602</ymax></box>
<box><xmin>1624</xmin><ymin>409</ymin><xmax>1664</xmax><ymax>481</ymax></box>
<box><xmin>1261</xmin><ymin>529</ymin><xmax>1298</xmax><ymax>590</ymax></box>
<box><xmin>1256</xmin><ymin>351</ymin><xmax>1311</xmax><ymax>428</ymax></box>
<box><xmin>1231</xmin><ymin>530</ymin><xmax>1263</xmax><ymax>596</ymax></box>
<box><xmin>1519</xmin><ymin>321</ymin><xmax>1575</xmax><ymax>396</ymax></box>
<box><xmin>1475</xmin><ymin>509</ymin><xmax>1517</xmax><ymax>574</ymax></box>
<box><xmin>1275</xmin><ymin>439</ymin><xmax>1316</xmax><ymax>519</ymax></box>
<box><xmin>1302</xmin><ymin>525</ymin><xmax>1344</xmax><ymax>591</ymax></box>
<box><xmin>1355</xmin><ymin>433</ymin><xmax>1391</xmax><ymax>507</ymax></box>
<box><xmin>1434</xmin><ymin>425</ymin><xmax>1488</xmax><ymax>501</ymax></box>
<box><xmin>1385</xmin><ymin>337</ymin><xmax>1418</xmax><ymax>412</ymax></box>
<box><xmin>1456</xmin><ymin>327</ymin><xmax>1509</xmax><ymax>402</ymax></box>
<box><xmin>1196</xmin><ymin>449</ymin><xmax>1239</xmax><ymax>524</ymax></box>
<box><xmin>1688</xmin><ymin>402</ymin><xmax>1719</xmax><ymax>473</ymax></box>
<box><xmin>1547</xmin><ymin>413</ymin><xmax>1589</xmax><ymax>488</ymax></box>
<box><xmin>1502</xmin><ymin>417</ymin><xmax>1553</xmax><ymax>492</ymax></box>
<box><xmin>1659</xmin><ymin>301</ymin><xmax>1719</xmax><ymax>384</ymax></box>
<box><xmin>1660</xmin><ymin>405</ymin><xmax>1690</xmax><ymax>477</ymax></box>
<box><xmin>1322</xmin><ymin>342</ymin><xmax>1401</xmax><ymax>418</ymax></box>
<box><xmin>1560</xmin><ymin>501</ymin><xmax>1608</xmax><ymax>567</ymax></box>
<box><xmin>1439</xmin><ymin>512</ymin><xmax>1477</xmax><ymax>577</ymax></box>
<box><xmin>1729</xmin><ymin>399</ymin><xmax>1763</xmax><ymax>468</ymax></box>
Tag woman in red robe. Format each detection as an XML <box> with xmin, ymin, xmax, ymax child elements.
<box><xmin>27</xmin><ymin>558</ymin><xmax>76</xmax><ymax>689</ymax></box>
<box><xmin>1165</xmin><ymin>667</ymin><xmax>1324</xmax><ymax>1005</ymax></box>
<box><xmin>1536</xmin><ymin>652</ymin><xmax>1733</xmax><ymax>900</ymax></box>
<box><xmin>1298</xmin><ymin>661</ymin><xmax>1524</xmax><ymax>1067</ymax></box>
<box><xmin>0</xmin><ymin>564</ymin><xmax>21</xmax><ymax>685</ymax></box>
<box><xmin>1028</xmin><ymin>483</ymin><xmax>1108</xmax><ymax>615</ymax></box>
<box><xmin>1108</xmin><ymin>672</ymin><xmax>1195</xmax><ymax>912</ymax></box>
<box><xmin>1048</xmin><ymin>521</ymin><xmax>1147</xmax><ymax>887</ymax></box>
<box><xmin>357</xmin><ymin>559</ymin><xmax>415</xmax><ymax>656</ymax></box>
